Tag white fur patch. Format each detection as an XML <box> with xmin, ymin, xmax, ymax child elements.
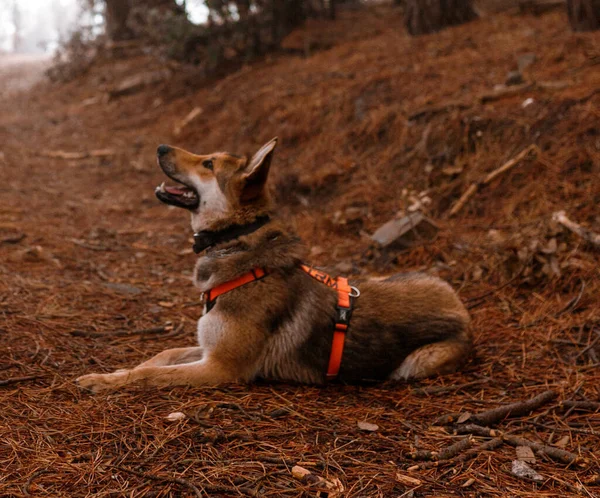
<box><xmin>196</xmin><ymin>311</ymin><xmax>225</xmax><ymax>353</ymax></box>
<box><xmin>188</xmin><ymin>175</ymin><xmax>230</xmax><ymax>232</ymax></box>
<box><xmin>389</xmin><ymin>356</ymin><xmax>421</xmax><ymax>380</ymax></box>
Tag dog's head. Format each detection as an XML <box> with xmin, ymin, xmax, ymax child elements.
<box><xmin>155</xmin><ymin>138</ymin><xmax>277</xmax><ymax>232</ymax></box>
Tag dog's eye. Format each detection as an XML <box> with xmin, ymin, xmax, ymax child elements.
<box><xmin>203</xmin><ymin>159</ymin><xmax>214</xmax><ymax>170</ymax></box>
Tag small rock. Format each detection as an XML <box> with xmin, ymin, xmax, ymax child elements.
<box><xmin>517</xmin><ymin>53</ymin><xmax>537</xmax><ymax>72</ymax></box>
<box><xmin>522</xmin><ymin>97</ymin><xmax>535</xmax><ymax>108</ymax></box>
<box><xmin>395</xmin><ymin>473</ymin><xmax>421</xmax><ymax>486</ymax></box>
<box><xmin>511</xmin><ymin>460</ymin><xmax>543</xmax><ymax>482</ymax></box>
<box><xmin>357</xmin><ymin>421</ymin><xmax>379</xmax><ymax>432</ymax></box>
<box><xmin>457</xmin><ymin>412</ymin><xmax>472</xmax><ymax>424</ymax></box>
<box><xmin>166</xmin><ymin>411</ymin><xmax>187</xmax><ymax>421</ymax></box>
<box><xmin>516</xmin><ymin>445</ymin><xmax>536</xmax><ymax>464</ymax></box>
<box><xmin>462</xmin><ymin>478</ymin><xmax>475</xmax><ymax>488</ymax></box>
<box><xmin>506</xmin><ymin>70</ymin><xmax>524</xmax><ymax>86</ymax></box>
<box><xmin>371</xmin><ymin>212</ymin><xmax>439</xmax><ymax>249</ymax></box>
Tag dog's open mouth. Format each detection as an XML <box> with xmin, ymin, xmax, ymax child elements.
<box><xmin>155</xmin><ymin>181</ymin><xmax>200</xmax><ymax>209</ymax></box>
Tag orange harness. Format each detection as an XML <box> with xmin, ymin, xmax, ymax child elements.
<box><xmin>202</xmin><ymin>265</ymin><xmax>357</xmax><ymax>379</ymax></box>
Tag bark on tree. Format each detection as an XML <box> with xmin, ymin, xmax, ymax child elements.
<box><xmin>105</xmin><ymin>0</ymin><xmax>132</xmax><ymax>41</ymax></box>
<box><xmin>404</xmin><ymin>0</ymin><xmax>478</xmax><ymax>36</ymax></box>
<box><xmin>567</xmin><ymin>0</ymin><xmax>600</xmax><ymax>31</ymax></box>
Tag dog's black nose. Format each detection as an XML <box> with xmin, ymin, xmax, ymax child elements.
<box><xmin>157</xmin><ymin>144</ymin><xmax>171</xmax><ymax>157</ymax></box>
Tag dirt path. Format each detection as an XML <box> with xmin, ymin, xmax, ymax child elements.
<box><xmin>0</xmin><ymin>53</ymin><xmax>51</xmax><ymax>98</ymax></box>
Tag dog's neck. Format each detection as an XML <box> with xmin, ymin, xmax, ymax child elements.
<box><xmin>192</xmin><ymin>217</ymin><xmax>306</xmax><ymax>292</ymax></box>
<box><xmin>192</xmin><ymin>216</ymin><xmax>271</xmax><ymax>254</ymax></box>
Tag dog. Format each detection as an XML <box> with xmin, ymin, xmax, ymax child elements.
<box><xmin>76</xmin><ymin>138</ymin><xmax>472</xmax><ymax>393</ymax></box>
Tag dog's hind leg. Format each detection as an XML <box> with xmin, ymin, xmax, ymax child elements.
<box><xmin>390</xmin><ymin>335</ymin><xmax>472</xmax><ymax>380</ymax></box>
<box><xmin>134</xmin><ymin>347</ymin><xmax>204</xmax><ymax>368</ymax></box>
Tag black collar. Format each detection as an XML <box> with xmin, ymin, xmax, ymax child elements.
<box><xmin>193</xmin><ymin>216</ymin><xmax>271</xmax><ymax>254</ymax></box>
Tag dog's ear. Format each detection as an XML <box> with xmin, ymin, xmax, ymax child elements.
<box><xmin>241</xmin><ymin>137</ymin><xmax>277</xmax><ymax>202</ymax></box>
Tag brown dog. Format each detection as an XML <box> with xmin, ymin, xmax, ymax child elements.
<box><xmin>76</xmin><ymin>138</ymin><xmax>472</xmax><ymax>392</ymax></box>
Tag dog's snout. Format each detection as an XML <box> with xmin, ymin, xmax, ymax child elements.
<box><xmin>157</xmin><ymin>144</ymin><xmax>172</xmax><ymax>157</ymax></box>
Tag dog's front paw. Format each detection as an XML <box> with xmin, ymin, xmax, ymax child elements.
<box><xmin>76</xmin><ymin>373</ymin><xmax>120</xmax><ymax>393</ymax></box>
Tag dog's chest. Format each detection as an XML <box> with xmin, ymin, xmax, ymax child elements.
<box><xmin>196</xmin><ymin>311</ymin><xmax>224</xmax><ymax>351</ymax></box>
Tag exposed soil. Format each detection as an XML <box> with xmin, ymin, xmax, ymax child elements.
<box><xmin>1</xmin><ymin>4</ymin><xmax>599</xmax><ymax>497</ymax></box>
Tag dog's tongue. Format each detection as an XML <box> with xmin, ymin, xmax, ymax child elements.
<box><xmin>165</xmin><ymin>186</ymin><xmax>187</xmax><ymax>195</ymax></box>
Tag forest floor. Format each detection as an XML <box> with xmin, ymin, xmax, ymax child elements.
<box><xmin>1</xmin><ymin>4</ymin><xmax>599</xmax><ymax>497</ymax></box>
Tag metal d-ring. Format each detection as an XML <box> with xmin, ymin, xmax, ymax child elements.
<box><xmin>349</xmin><ymin>286</ymin><xmax>361</xmax><ymax>298</ymax></box>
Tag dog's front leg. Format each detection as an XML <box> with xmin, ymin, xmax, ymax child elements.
<box><xmin>76</xmin><ymin>356</ymin><xmax>239</xmax><ymax>393</ymax></box>
<box><xmin>134</xmin><ymin>347</ymin><xmax>204</xmax><ymax>368</ymax></box>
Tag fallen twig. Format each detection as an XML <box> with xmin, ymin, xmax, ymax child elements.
<box><xmin>112</xmin><ymin>466</ymin><xmax>203</xmax><ymax>497</ymax></box>
<box><xmin>23</xmin><ymin>469</ymin><xmax>50</xmax><ymax>496</ymax></box>
<box><xmin>0</xmin><ymin>375</ymin><xmax>41</xmax><ymax>387</ymax></box>
<box><xmin>70</xmin><ymin>238</ymin><xmax>110</xmax><ymax>251</ymax></box>
<box><xmin>408</xmin><ymin>437</ymin><xmax>502</xmax><ymax>470</ymax></box>
<box><xmin>559</xmin><ymin>400</ymin><xmax>600</xmax><ymax>412</ymax></box>
<box><xmin>410</xmin><ymin>436</ymin><xmax>473</xmax><ymax>461</ymax></box>
<box><xmin>41</xmin><ymin>149</ymin><xmax>115</xmax><ymax>160</ymax></box>
<box><xmin>553</xmin><ymin>211</ymin><xmax>600</xmax><ymax>247</ymax></box>
<box><xmin>479</xmin><ymin>83</ymin><xmax>535</xmax><ymax>103</ymax></box>
<box><xmin>449</xmin><ymin>145</ymin><xmax>539</xmax><ymax>217</ymax></box>
<box><xmin>454</xmin><ymin>424</ymin><xmax>500</xmax><ymax>437</ymax></box>
<box><xmin>1</xmin><ymin>233</ymin><xmax>26</xmax><ymax>244</ymax></box>
<box><xmin>503</xmin><ymin>435</ymin><xmax>582</xmax><ymax>465</ymax></box>
<box><xmin>69</xmin><ymin>325</ymin><xmax>170</xmax><ymax>339</ymax></box>
<box><xmin>465</xmin><ymin>390</ymin><xmax>557</xmax><ymax>426</ymax></box>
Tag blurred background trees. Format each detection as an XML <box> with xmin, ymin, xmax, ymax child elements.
<box><xmin>404</xmin><ymin>0</ymin><xmax>478</xmax><ymax>35</ymax></box>
<box><xmin>2</xmin><ymin>0</ymin><xmax>600</xmax><ymax>81</ymax></box>
<box><xmin>567</xmin><ymin>0</ymin><xmax>600</xmax><ymax>30</ymax></box>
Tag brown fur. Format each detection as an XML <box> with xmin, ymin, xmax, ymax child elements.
<box><xmin>76</xmin><ymin>139</ymin><xmax>472</xmax><ymax>393</ymax></box>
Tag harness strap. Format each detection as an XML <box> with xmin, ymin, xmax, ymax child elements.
<box><xmin>300</xmin><ymin>265</ymin><xmax>355</xmax><ymax>379</ymax></box>
<box><xmin>203</xmin><ymin>268</ymin><xmax>267</xmax><ymax>312</ymax></box>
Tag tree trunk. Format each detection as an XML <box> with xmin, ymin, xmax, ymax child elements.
<box><xmin>567</xmin><ymin>0</ymin><xmax>600</xmax><ymax>31</ymax></box>
<box><xmin>404</xmin><ymin>0</ymin><xmax>478</xmax><ymax>36</ymax></box>
<box><xmin>105</xmin><ymin>0</ymin><xmax>132</xmax><ymax>41</ymax></box>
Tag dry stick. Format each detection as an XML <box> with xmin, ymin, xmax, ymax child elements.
<box><xmin>408</xmin><ymin>437</ymin><xmax>503</xmax><ymax>471</ymax></box>
<box><xmin>553</xmin><ymin>211</ymin><xmax>600</xmax><ymax>247</ymax></box>
<box><xmin>112</xmin><ymin>466</ymin><xmax>203</xmax><ymax>497</ymax></box>
<box><xmin>454</xmin><ymin>424</ymin><xmax>500</xmax><ymax>438</ymax></box>
<box><xmin>410</xmin><ymin>436</ymin><xmax>473</xmax><ymax>461</ymax></box>
<box><xmin>479</xmin><ymin>83</ymin><xmax>535</xmax><ymax>103</ymax></box>
<box><xmin>0</xmin><ymin>375</ymin><xmax>41</xmax><ymax>387</ymax></box>
<box><xmin>574</xmin><ymin>334</ymin><xmax>600</xmax><ymax>360</ymax></box>
<box><xmin>69</xmin><ymin>326</ymin><xmax>168</xmax><ymax>338</ymax></box>
<box><xmin>467</xmin><ymin>390</ymin><xmax>558</xmax><ymax>426</ymax></box>
<box><xmin>559</xmin><ymin>400</ymin><xmax>600</xmax><ymax>412</ymax></box>
<box><xmin>433</xmin><ymin>390</ymin><xmax>557</xmax><ymax>427</ymax></box>
<box><xmin>503</xmin><ymin>435</ymin><xmax>581</xmax><ymax>465</ymax></box>
<box><xmin>23</xmin><ymin>469</ymin><xmax>50</xmax><ymax>496</ymax></box>
<box><xmin>448</xmin><ymin>144</ymin><xmax>539</xmax><ymax>217</ymax></box>
<box><xmin>454</xmin><ymin>424</ymin><xmax>583</xmax><ymax>465</ymax></box>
